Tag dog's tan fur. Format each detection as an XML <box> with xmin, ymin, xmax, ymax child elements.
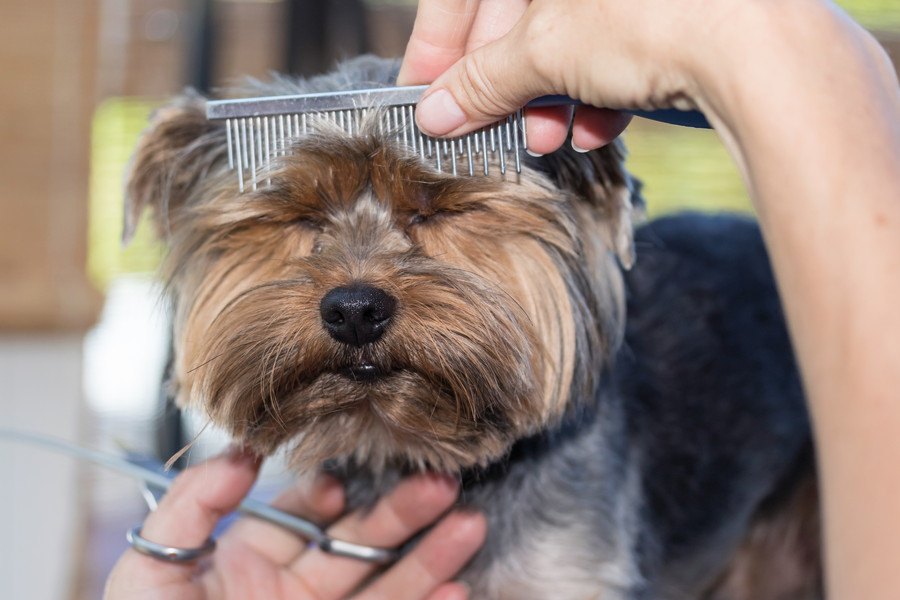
<box><xmin>127</xmin><ymin>100</ymin><xmax>633</xmax><ymax>474</ymax></box>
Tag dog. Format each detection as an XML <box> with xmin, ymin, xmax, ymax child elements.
<box><xmin>125</xmin><ymin>56</ymin><xmax>820</xmax><ymax>599</ymax></box>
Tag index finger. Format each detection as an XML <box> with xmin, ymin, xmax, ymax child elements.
<box><xmin>397</xmin><ymin>0</ymin><xmax>480</xmax><ymax>85</ymax></box>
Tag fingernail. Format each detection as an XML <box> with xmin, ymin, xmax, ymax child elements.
<box><xmin>416</xmin><ymin>89</ymin><xmax>467</xmax><ymax>136</ymax></box>
<box><xmin>525</xmin><ymin>148</ymin><xmax>544</xmax><ymax>158</ymax></box>
<box><xmin>571</xmin><ymin>140</ymin><xmax>590</xmax><ymax>153</ymax></box>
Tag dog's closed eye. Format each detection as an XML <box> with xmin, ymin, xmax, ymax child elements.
<box><xmin>408</xmin><ymin>209</ymin><xmax>455</xmax><ymax>226</ymax></box>
<box><xmin>406</xmin><ymin>205</ymin><xmax>481</xmax><ymax>228</ymax></box>
<box><xmin>293</xmin><ymin>215</ymin><xmax>324</xmax><ymax>231</ymax></box>
<box><xmin>408</xmin><ymin>213</ymin><xmax>430</xmax><ymax>226</ymax></box>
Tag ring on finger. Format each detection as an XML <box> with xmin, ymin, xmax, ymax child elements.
<box><xmin>126</xmin><ymin>525</ymin><xmax>216</xmax><ymax>563</ymax></box>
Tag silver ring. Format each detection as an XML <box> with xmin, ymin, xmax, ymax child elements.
<box><xmin>127</xmin><ymin>525</ymin><xmax>216</xmax><ymax>562</ymax></box>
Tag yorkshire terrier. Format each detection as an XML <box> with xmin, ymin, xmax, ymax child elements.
<box><xmin>126</xmin><ymin>57</ymin><xmax>820</xmax><ymax>599</ymax></box>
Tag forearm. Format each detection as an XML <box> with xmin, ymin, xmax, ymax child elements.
<box><xmin>695</xmin><ymin>3</ymin><xmax>900</xmax><ymax>597</ymax></box>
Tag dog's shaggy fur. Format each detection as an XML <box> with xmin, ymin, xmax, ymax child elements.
<box><xmin>127</xmin><ymin>57</ymin><xmax>820</xmax><ymax>599</ymax></box>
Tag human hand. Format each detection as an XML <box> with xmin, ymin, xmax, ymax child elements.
<box><xmin>399</xmin><ymin>0</ymin><xmax>730</xmax><ymax>154</ymax></box>
<box><xmin>104</xmin><ymin>448</ymin><xmax>485</xmax><ymax>600</ymax></box>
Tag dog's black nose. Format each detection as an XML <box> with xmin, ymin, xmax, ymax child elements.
<box><xmin>320</xmin><ymin>285</ymin><xmax>396</xmax><ymax>346</ymax></box>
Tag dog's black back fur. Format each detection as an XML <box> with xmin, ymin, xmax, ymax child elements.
<box><xmin>618</xmin><ymin>213</ymin><xmax>812</xmax><ymax>596</ymax></box>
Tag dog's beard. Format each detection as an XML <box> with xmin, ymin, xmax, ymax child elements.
<box><xmin>183</xmin><ymin>248</ymin><xmax>546</xmax><ymax>472</ymax></box>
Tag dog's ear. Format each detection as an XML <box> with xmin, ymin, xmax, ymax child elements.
<box><xmin>123</xmin><ymin>91</ymin><xmax>225</xmax><ymax>243</ymax></box>
<box><xmin>534</xmin><ymin>140</ymin><xmax>644</xmax><ymax>269</ymax></box>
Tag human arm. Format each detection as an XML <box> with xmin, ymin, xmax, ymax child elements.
<box><xmin>700</xmin><ymin>8</ymin><xmax>900</xmax><ymax>598</ymax></box>
<box><xmin>401</xmin><ymin>1</ymin><xmax>900</xmax><ymax>597</ymax></box>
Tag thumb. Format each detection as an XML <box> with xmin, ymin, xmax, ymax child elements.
<box><xmin>414</xmin><ymin>23</ymin><xmax>549</xmax><ymax>138</ymax></box>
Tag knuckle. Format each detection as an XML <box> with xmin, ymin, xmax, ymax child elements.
<box><xmin>166</xmin><ymin>469</ymin><xmax>194</xmax><ymax>497</ymax></box>
<box><xmin>520</xmin><ymin>9</ymin><xmax>559</xmax><ymax>85</ymax></box>
<box><xmin>522</xmin><ymin>5</ymin><xmax>552</xmax><ymax>45</ymax></box>
<box><xmin>456</xmin><ymin>54</ymin><xmax>514</xmax><ymax>119</ymax></box>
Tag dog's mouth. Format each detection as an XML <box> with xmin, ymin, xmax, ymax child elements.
<box><xmin>338</xmin><ymin>362</ymin><xmax>389</xmax><ymax>383</ymax></box>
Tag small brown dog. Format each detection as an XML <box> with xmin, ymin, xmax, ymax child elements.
<box><xmin>126</xmin><ymin>57</ymin><xmax>819</xmax><ymax>599</ymax></box>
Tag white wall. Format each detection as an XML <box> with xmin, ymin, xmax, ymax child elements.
<box><xmin>0</xmin><ymin>335</ymin><xmax>85</xmax><ymax>600</ymax></box>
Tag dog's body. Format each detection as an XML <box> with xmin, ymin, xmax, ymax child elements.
<box><xmin>127</xmin><ymin>57</ymin><xmax>819</xmax><ymax>599</ymax></box>
<box><xmin>340</xmin><ymin>214</ymin><xmax>818</xmax><ymax>600</ymax></box>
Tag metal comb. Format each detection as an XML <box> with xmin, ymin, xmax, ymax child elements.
<box><xmin>206</xmin><ymin>84</ymin><xmax>711</xmax><ymax>192</ymax></box>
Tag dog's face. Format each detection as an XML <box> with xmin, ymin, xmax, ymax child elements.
<box><xmin>127</xmin><ymin>78</ymin><xmax>640</xmax><ymax>473</ymax></box>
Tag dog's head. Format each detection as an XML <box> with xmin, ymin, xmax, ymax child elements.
<box><xmin>126</xmin><ymin>57</ymin><xmax>642</xmax><ymax>473</ymax></box>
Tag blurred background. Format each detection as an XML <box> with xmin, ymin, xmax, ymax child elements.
<box><xmin>0</xmin><ymin>1</ymin><xmax>897</xmax><ymax>598</ymax></box>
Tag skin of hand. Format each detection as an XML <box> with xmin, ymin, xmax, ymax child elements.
<box><xmin>396</xmin><ymin>0</ymin><xmax>634</xmax><ymax>155</ymax></box>
<box><xmin>104</xmin><ymin>448</ymin><xmax>485</xmax><ymax>600</ymax></box>
<box><xmin>400</xmin><ymin>1</ymin><xmax>900</xmax><ymax>598</ymax></box>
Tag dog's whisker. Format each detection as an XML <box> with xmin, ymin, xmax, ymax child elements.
<box><xmin>259</xmin><ymin>346</ymin><xmax>288</xmax><ymax>432</ymax></box>
<box><xmin>205</xmin><ymin>279</ymin><xmax>305</xmax><ymax>330</ymax></box>
<box><xmin>163</xmin><ymin>421</ymin><xmax>210</xmax><ymax>470</ymax></box>
<box><xmin>187</xmin><ymin>351</ymin><xmax>227</xmax><ymax>375</ymax></box>
<box><xmin>268</xmin><ymin>336</ymin><xmax>305</xmax><ymax>430</ymax></box>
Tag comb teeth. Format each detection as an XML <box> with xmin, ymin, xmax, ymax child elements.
<box><xmin>208</xmin><ymin>88</ymin><xmax>526</xmax><ymax>192</ymax></box>
<box><xmin>215</xmin><ymin>104</ymin><xmax>525</xmax><ymax>192</ymax></box>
